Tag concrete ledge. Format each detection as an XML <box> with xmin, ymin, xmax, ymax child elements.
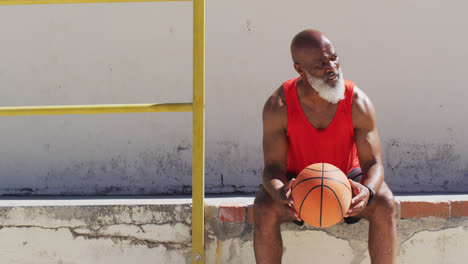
<box><xmin>0</xmin><ymin>196</ymin><xmax>193</xmax><ymax>207</ymax></box>
<box><xmin>210</xmin><ymin>195</ymin><xmax>468</xmax><ymax>223</ymax></box>
<box><xmin>204</xmin><ymin>194</ymin><xmax>468</xmax><ymax>264</ymax></box>
<box><xmin>1</xmin><ymin>194</ymin><xmax>466</xmax><ymax>220</ymax></box>
<box><xmin>0</xmin><ymin>195</ymin><xmax>466</xmax><ymax>264</ymax></box>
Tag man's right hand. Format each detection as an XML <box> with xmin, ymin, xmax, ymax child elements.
<box><xmin>270</xmin><ymin>178</ymin><xmax>301</xmax><ymax>221</ymax></box>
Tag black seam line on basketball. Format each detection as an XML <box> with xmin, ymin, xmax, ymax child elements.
<box><xmin>305</xmin><ymin>168</ymin><xmax>341</xmax><ymax>173</ymax></box>
<box><xmin>320</xmin><ymin>163</ymin><xmax>324</xmax><ymax>228</ymax></box>
<box><xmin>291</xmin><ymin>177</ymin><xmax>322</xmax><ymax>192</ymax></box>
<box><xmin>321</xmin><ymin>177</ymin><xmax>352</xmax><ymax>192</ymax></box>
<box><xmin>323</xmin><ymin>185</ymin><xmax>344</xmax><ymax>218</ymax></box>
<box><xmin>298</xmin><ymin>185</ymin><xmax>321</xmax><ymax>219</ymax></box>
<box><xmin>292</xmin><ymin>177</ymin><xmax>351</xmax><ymax>192</ymax></box>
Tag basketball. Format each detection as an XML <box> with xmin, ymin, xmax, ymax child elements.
<box><xmin>291</xmin><ymin>163</ymin><xmax>352</xmax><ymax>227</ymax></box>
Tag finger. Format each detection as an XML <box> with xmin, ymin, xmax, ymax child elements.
<box><xmin>279</xmin><ymin>194</ymin><xmax>291</xmax><ymax>205</ymax></box>
<box><xmin>287</xmin><ymin>205</ymin><xmax>302</xmax><ymax>221</ymax></box>
<box><xmin>291</xmin><ymin>209</ymin><xmax>301</xmax><ymax>221</ymax></box>
<box><xmin>279</xmin><ymin>194</ymin><xmax>295</xmax><ymax>205</ymax></box>
<box><xmin>349</xmin><ymin>180</ymin><xmax>362</xmax><ymax>196</ymax></box>
<box><xmin>285</xmin><ymin>178</ymin><xmax>296</xmax><ymax>191</ymax></box>
<box><xmin>351</xmin><ymin>191</ymin><xmax>366</xmax><ymax>205</ymax></box>
<box><xmin>346</xmin><ymin>210</ymin><xmax>360</xmax><ymax>217</ymax></box>
<box><xmin>277</xmin><ymin>188</ymin><xmax>290</xmax><ymax>205</ymax></box>
<box><xmin>349</xmin><ymin>179</ymin><xmax>360</xmax><ymax>187</ymax></box>
<box><xmin>284</xmin><ymin>178</ymin><xmax>296</xmax><ymax>203</ymax></box>
<box><xmin>346</xmin><ymin>200</ymin><xmax>366</xmax><ymax>217</ymax></box>
<box><xmin>345</xmin><ymin>205</ymin><xmax>354</xmax><ymax>217</ymax></box>
<box><xmin>346</xmin><ymin>207</ymin><xmax>360</xmax><ymax>217</ymax></box>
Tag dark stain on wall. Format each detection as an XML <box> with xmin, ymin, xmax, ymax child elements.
<box><xmin>384</xmin><ymin>138</ymin><xmax>467</xmax><ymax>193</ymax></box>
<box><xmin>0</xmin><ymin>140</ymin><xmax>263</xmax><ymax>196</ymax></box>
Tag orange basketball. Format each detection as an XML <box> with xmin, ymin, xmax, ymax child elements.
<box><xmin>291</xmin><ymin>163</ymin><xmax>352</xmax><ymax>227</ymax></box>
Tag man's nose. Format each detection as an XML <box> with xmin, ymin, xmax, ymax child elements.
<box><xmin>325</xmin><ymin>60</ymin><xmax>338</xmax><ymax>73</ymax></box>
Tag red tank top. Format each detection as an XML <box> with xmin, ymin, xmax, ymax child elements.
<box><xmin>284</xmin><ymin>77</ymin><xmax>360</xmax><ymax>175</ymax></box>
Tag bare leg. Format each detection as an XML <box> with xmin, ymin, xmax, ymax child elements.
<box><xmin>253</xmin><ymin>187</ymin><xmax>293</xmax><ymax>264</ymax></box>
<box><xmin>361</xmin><ymin>182</ymin><xmax>397</xmax><ymax>264</ymax></box>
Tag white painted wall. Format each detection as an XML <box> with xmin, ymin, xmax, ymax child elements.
<box><xmin>0</xmin><ymin>0</ymin><xmax>466</xmax><ymax>195</ymax></box>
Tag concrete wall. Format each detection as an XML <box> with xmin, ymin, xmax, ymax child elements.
<box><xmin>0</xmin><ymin>0</ymin><xmax>467</xmax><ymax>195</ymax></box>
<box><xmin>0</xmin><ymin>196</ymin><xmax>467</xmax><ymax>263</ymax></box>
<box><xmin>206</xmin><ymin>219</ymin><xmax>468</xmax><ymax>264</ymax></box>
<box><xmin>0</xmin><ymin>199</ymin><xmax>194</xmax><ymax>263</ymax></box>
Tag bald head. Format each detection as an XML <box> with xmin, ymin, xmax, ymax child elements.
<box><xmin>289</xmin><ymin>29</ymin><xmax>343</xmax><ymax>96</ymax></box>
<box><xmin>290</xmin><ymin>29</ymin><xmax>332</xmax><ymax>64</ymax></box>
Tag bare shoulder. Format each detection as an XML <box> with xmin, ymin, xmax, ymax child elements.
<box><xmin>264</xmin><ymin>85</ymin><xmax>287</xmax><ymax>113</ymax></box>
<box><xmin>352</xmin><ymin>85</ymin><xmax>377</xmax><ymax>130</ymax></box>
<box><xmin>263</xmin><ymin>85</ymin><xmax>288</xmax><ymax>130</ymax></box>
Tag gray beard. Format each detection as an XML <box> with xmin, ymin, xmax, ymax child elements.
<box><xmin>305</xmin><ymin>69</ymin><xmax>345</xmax><ymax>104</ymax></box>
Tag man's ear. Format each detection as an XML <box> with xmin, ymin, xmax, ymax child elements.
<box><xmin>294</xmin><ymin>63</ymin><xmax>304</xmax><ymax>75</ymax></box>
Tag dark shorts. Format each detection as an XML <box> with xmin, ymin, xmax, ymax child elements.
<box><xmin>293</xmin><ymin>167</ymin><xmax>363</xmax><ymax>226</ymax></box>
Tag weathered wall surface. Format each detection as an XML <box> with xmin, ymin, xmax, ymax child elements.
<box><xmin>205</xmin><ymin>219</ymin><xmax>468</xmax><ymax>264</ymax></box>
<box><xmin>0</xmin><ymin>196</ymin><xmax>467</xmax><ymax>264</ymax></box>
<box><xmin>0</xmin><ymin>0</ymin><xmax>467</xmax><ymax>195</ymax></box>
<box><xmin>0</xmin><ymin>199</ymin><xmax>194</xmax><ymax>263</ymax></box>
<box><xmin>205</xmin><ymin>196</ymin><xmax>468</xmax><ymax>264</ymax></box>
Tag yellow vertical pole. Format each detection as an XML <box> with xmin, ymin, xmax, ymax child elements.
<box><xmin>192</xmin><ymin>0</ymin><xmax>205</xmax><ymax>263</ymax></box>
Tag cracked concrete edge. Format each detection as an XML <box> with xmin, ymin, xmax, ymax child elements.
<box><xmin>0</xmin><ymin>203</ymin><xmax>193</xmax><ymax>227</ymax></box>
<box><xmin>0</xmin><ymin>203</ymin><xmax>194</xmax><ymax>256</ymax></box>
<box><xmin>205</xmin><ymin>200</ymin><xmax>468</xmax><ymax>263</ymax></box>
<box><xmin>204</xmin><ymin>223</ymin><xmax>468</xmax><ymax>264</ymax></box>
<box><xmin>0</xmin><ymin>200</ymin><xmax>466</xmax><ymax>263</ymax></box>
<box><xmin>0</xmin><ymin>224</ymin><xmax>190</xmax><ymax>250</ymax></box>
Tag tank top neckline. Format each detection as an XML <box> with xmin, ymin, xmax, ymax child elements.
<box><xmin>292</xmin><ymin>77</ymin><xmax>344</xmax><ymax>133</ymax></box>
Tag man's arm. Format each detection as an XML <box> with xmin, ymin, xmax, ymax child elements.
<box><xmin>262</xmin><ymin>86</ymin><xmax>299</xmax><ymax>219</ymax></box>
<box><xmin>347</xmin><ymin>86</ymin><xmax>385</xmax><ymax>216</ymax></box>
<box><xmin>262</xmin><ymin>86</ymin><xmax>289</xmax><ymax>196</ymax></box>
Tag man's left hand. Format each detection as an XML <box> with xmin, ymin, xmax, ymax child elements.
<box><xmin>346</xmin><ymin>180</ymin><xmax>370</xmax><ymax>217</ymax></box>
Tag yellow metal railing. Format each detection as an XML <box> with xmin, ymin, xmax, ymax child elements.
<box><xmin>0</xmin><ymin>0</ymin><xmax>190</xmax><ymax>5</ymax></box>
<box><xmin>0</xmin><ymin>103</ymin><xmax>193</xmax><ymax>115</ymax></box>
<box><xmin>0</xmin><ymin>0</ymin><xmax>205</xmax><ymax>263</ymax></box>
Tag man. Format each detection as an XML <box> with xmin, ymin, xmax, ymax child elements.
<box><xmin>253</xmin><ymin>29</ymin><xmax>397</xmax><ymax>264</ymax></box>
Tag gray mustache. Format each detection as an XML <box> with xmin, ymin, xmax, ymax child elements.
<box><xmin>326</xmin><ymin>71</ymin><xmax>339</xmax><ymax>78</ymax></box>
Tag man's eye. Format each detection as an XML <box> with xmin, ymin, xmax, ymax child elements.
<box><xmin>331</xmin><ymin>56</ymin><xmax>337</xmax><ymax>61</ymax></box>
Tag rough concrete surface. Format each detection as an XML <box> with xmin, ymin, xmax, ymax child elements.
<box><xmin>0</xmin><ymin>198</ymin><xmax>467</xmax><ymax>263</ymax></box>
<box><xmin>205</xmin><ymin>216</ymin><xmax>468</xmax><ymax>264</ymax></box>
<box><xmin>0</xmin><ymin>203</ymin><xmax>193</xmax><ymax>264</ymax></box>
<box><xmin>204</xmin><ymin>201</ymin><xmax>468</xmax><ymax>264</ymax></box>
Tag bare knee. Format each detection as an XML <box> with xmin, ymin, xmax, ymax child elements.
<box><xmin>254</xmin><ymin>189</ymin><xmax>274</xmax><ymax>219</ymax></box>
<box><xmin>253</xmin><ymin>188</ymin><xmax>281</xmax><ymax>227</ymax></box>
<box><xmin>365</xmin><ymin>183</ymin><xmax>396</xmax><ymax>220</ymax></box>
<box><xmin>378</xmin><ymin>189</ymin><xmax>396</xmax><ymax>217</ymax></box>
